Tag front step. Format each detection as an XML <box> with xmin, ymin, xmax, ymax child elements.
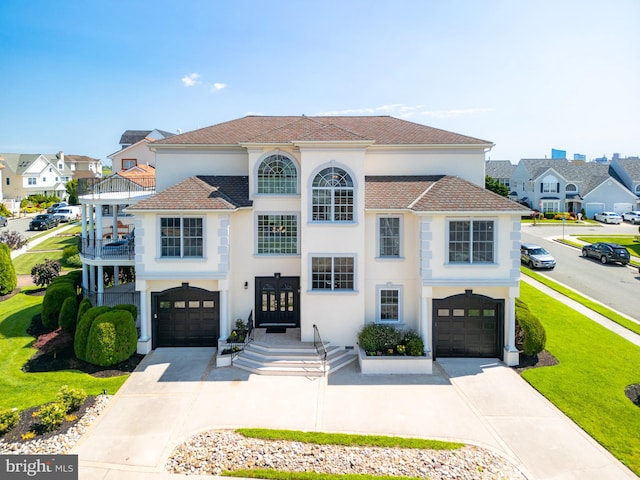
<box><xmin>232</xmin><ymin>341</ymin><xmax>357</xmax><ymax>377</ymax></box>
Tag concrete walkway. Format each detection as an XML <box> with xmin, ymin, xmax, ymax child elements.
<box><xmin>72</xmin><ymin>351</ymin><xmax>638</xmax><ymax>480</ymax></box>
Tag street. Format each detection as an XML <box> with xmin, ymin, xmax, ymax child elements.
<box><xmin>522</xmin><ymin>221</ymin><xmax>640</xmax><ymax>322</ymax></box>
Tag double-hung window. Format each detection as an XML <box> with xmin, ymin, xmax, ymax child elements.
<box><xmin>378</xmin><ymin>216</ymin><xmax>401</xmax><ymax>257</ymax></box>
<box><xmin>28</xmin><ymin>177</ymin><xmax>36</xmax><ymax>185</ymax></box>
<box><xmin>378</xmin><ymin>286</ymin><xmax>401</xmax><ymax>322</ymax></box>
<box><xmin>257</xmin><ymin>214</ymin><xmax>298</xmax><ymax>254</ymax></box>
<box><xmin>311</xmin><ymin>167</ymin><xmax>354</xmax><ymax>222</ymax></box>
<box><xmin>448</xmin><ymin>220</ymin><xmax>494</xmax><ymax>263</ymax></box>
<box><xmin>160</xmin><ymin>217</ymin><xmax>203</xmax><ymax>258</ymax></box>
<box><xmin>311</xmin><ymin>256</ymin><xmax>354</xmax><ymax>291</ymax></box>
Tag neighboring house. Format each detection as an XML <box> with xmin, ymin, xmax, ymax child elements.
<box><xmin>65</xmin><ymin>153</ymin><xmax>102</xmax><ymax>180</ymax></box>
<box><xmin>109</xmin><ymin>129</ymin><xmax>174</xmax><ymax>173</ymax></box>
<box><xmin>610</xmin><ymin>157</ymin><xmax>640</xmax><ymax>201</ymax></box>
<box><xmin>0</xmin><ymin>152</ymin><xmax>72</xmax><ymax>202</ymax></box>
<box><xmin>99</xmin><ymin>115</ymin><xmax>531</xmax><ymax>369</ymax></box>
<box><xmin>510</xmin><ymin>158</ymin><xmax>637</xmax><ymax>217</ymax></box>
<box><xmin>485</xmin><ymin>160</ymin><xmax>516</xmax><ymax>190</ymax></box>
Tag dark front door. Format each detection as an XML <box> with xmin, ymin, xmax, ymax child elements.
<box><xmin>152</xmin><ymin>286</ymin><xmax>220</xmax><ymax>347</ymax></box>
<box><xmin>255</xmin><ymin>276</ymin><xmax>300</xmax><ymax>327</ymax></box>
<box><xmin>433</xmin><ymin>293</ymin><xmax>503</xmax><ymax>359</ymax></box>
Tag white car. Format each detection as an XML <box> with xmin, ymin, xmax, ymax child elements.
<box><xmin>594</xmin><ymin>212</ymin><xmax>623</xmax><ymax>224</ymax></box>
<box><xmin>621</xmin><ymin>211</ymin><xmax>640</xmax><ymax>224</ymax></box>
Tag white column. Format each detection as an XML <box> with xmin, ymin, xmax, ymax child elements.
<box><xmin>420</xmin><ymin>295</ymin><xmax>429</xmax><ymax>355</ymax></box>
<box><xmin>503</xmin><ymin>287</ymin><xmax>520</xmax><ymax>366</ymax></box>
<box><xmin>95</xmin><ymin>204</ymin><xmax>103</xmax><ymax>243</ymax></box>
<box><xmin>89</xmin><ymin>265</ymin><xmax>95</xmax><ymax>293</ymax></box>
<box><xmin>112</xmin><ymin>204</ymin><xmax>118</xmax><ymax>239</ymax></box>
<box><xmin>81</xmin><ymin>203</ymin><xmax>88</xmax><ymax>238</ymax></box>
<box><xmin>219</xmin><ymin>287</ymin><xmax>229</xmax><ymax>341</ymax></box>
<box><xmin>82</xmin><ymin>263</ymin><xmax>89</xmax><ymax>292</ymax></box>
<box><xmin>88</xmin><ymin>205</ymin><xmax>95</xmax><ymax>242</ymax></box>
<box><xmin>137</xmin><ymin>283</ymin><xmax>152</xmax><ymax>354</ymax></box>
<box><xmin>97</xmin><ymin>265</ymin><xmax>104</xmax><ymax>306</ymax></box>
<box><xmin>113</xmin><ymin>266</ymin><xmax>120</xmax><ymax>286</ymax></box>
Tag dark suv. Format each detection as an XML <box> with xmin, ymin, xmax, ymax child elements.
<box><xmin>29</xmin><ymin>214</ymin><xmax>60</xmax><ymax>231</ymax></box>
<box><xmin>581</xmin><ymin>242</ymin><xmax>630</xmax><ymax>265</ymax></box>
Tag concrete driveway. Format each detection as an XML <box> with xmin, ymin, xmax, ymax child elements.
<box><xmin>72</xmin><ymin>349</ymin><xmax>637</xmax><ymax>480</ymax></box>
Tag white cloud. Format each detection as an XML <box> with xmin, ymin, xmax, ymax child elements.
<box><xmin>316</xmin><ymin>104</ymin><xmax>492</xmax><ymax>119</ymax></box>
<box><xmin>211</xmin><ymin>83</ymin><xmax>227</xmax><ymax>92</ymax></box>
<box><xmin>181</xmin><ymin>73</ymin><xmax>201</xmax><ymax>87</ymax></box>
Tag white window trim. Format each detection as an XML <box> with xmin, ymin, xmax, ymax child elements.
<box><xmin>541</xmin><ymin>200</ymin><xmax>560</xmax><ymax>213</ymax></box>
<box><xmin>254</xmin><ymin>151</ymin><xmax>300</xmax><ymax>196</ymax></box>
<box><xmin>376</xmin><ymin>215</ymin><xmax>403</xmax><ymax>259</ymax></box>
<box><xmin>308</xmin><ymin>253</ymin><xmax>358</xmax><ymax>293</ymax></box>
<box><xmin>446</xmin><ymin>217</ymin><xmax>496</xmax><ymax>265</ymax></box>
<box><xmin>376</xmin><ymin>284</ymin><xmax>403</xmax><ymax>323</ymax></box>
<box><xmin>308</xmin><ymin>163</ymin><xmax>358</xmax><ymax>224</ymax></box>
<box><xmin>157</xmin><ymin>216</ymin><xmax>206</xmax><ymax>260</ymax></box>
<box><xmin>254</xmin><ymin>211</ymin><xmax>300</xmax><ymax>256</ymax></box>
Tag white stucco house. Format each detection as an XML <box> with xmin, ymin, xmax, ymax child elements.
<box><xmin>115</xmin><ymin>115</ymin><xmax>530</xmax><ymax>367</ymax></box>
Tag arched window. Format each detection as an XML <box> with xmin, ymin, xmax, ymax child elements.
<box><xmin>566</xmin><ymin>183</ymin><xmax>577</xmax><ymax>192</ymax></box>
<box><xmin>257</xmin><ymin>154</ymin><xmax>297</xmax><ymax>194</ymax></box>
<box><xmin>636</xmin><ymin>184</ymin><xmax>640</xmax><ymax>194</ymax></box>
<box><xmin>312</xmin><ymin>167</ymin><xmax>354</xmax><ymax>222</ymax></box>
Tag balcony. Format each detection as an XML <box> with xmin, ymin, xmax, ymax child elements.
<box><xmin>77</xmin><ymin>175</ymin><xmax>155</xmax><ymax>201</ymax></box>
<box><xmin>80</xmin><ymin>236</ymin><xmax>135</xmax><ymax>261</ymax></box>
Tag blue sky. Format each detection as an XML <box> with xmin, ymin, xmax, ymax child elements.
<box><xmin>1</xmin><ymin>0</ymin><xmax>638</xmax><ymax>164</ymax></box>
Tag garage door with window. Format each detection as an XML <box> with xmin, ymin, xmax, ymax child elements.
<box><xmin>152</xmin><ymin>286</ymin><xmax>219</xmax><ymax>347</ymax></box>
<box><xmin>433</xmin><ymin>293</ymin><xmax>503</xmax><ymax>359</ymax></box>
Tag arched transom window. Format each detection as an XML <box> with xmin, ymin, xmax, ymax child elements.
<box><xmin>257</xmin><ymin>154</ymin><xmax>297</xmax><ymax>194</ymax></box>
<box><xmin>312</xmin><ymin>167</ymin><xmax>354</xmax><ymax>222</ymax></box>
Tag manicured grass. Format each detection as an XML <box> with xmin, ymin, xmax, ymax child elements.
<box><xmin>223</xmin><ymin>470</ymin><xmax>418</xmax><ymax>480</ymax></box>
<box><xmin>519</xmin><ymin>282</ymin><xmax>640</xmax><ymax>475</ymax></box>
<box><xmin>522</xmin><ymin>268</ymin><xmax>640</xmax><ymax>335</ymax></box>
<box><xmin>235</xmin><ymin>428</ymin><xmax>463</xmax><ymax>450</ymax></box>
<box><xmin>29</xmin><ymin>234</ymin><xmax>78</xmax><ymax>251</ymax></box>
<box><xmin>0</xmin><ymin>292</ymin><xmax>128</xmax><ymax>411</ymax></box>
<box><xmin>575</xmin><ymin>235</ymin><xmax>640</xmax><ymax>257</ymax></box>
<box><xmin>12</xmin><ymin>251</ymin><xmax>65</xmax><ymax>275</ymax></box>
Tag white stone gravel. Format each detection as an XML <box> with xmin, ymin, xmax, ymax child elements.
<box><xmin>0</xmin><ymin>394</ymin><xmax>111</xmax><ymax>455</ymax></box>
<box><xmin>167</xmin><ymin>430</ymin><xmax>527</xmax><ymax>479</ymax></box>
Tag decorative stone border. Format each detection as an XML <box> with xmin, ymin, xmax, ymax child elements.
<box><xmin>357</xmin><ymin>346</ymin><xmax>432</xmax><ymax>374</ymax></box>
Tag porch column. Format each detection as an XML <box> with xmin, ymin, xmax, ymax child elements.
<box><xmin>219</xmin><ymin>280</ymin><xmax>229</xmax><ymax>341</ymax></box>
<box><xmin>113</xmin><ymin>265</ymin><xmax>119</xmax><ymax>286</ymax></box>
<box><xmin>89</xmin><ymin>265</ymin><xmax>95</xmax><ymax>293</ymax></box>
<box><xmin>503</xmin><ymin>286</ymin><xmax>519</xmax><ymax>366</ymax></box>
<box><xmin>88</xmin><ymin>205</ymin><xmax>95</xmax><ymax>242</ymax></box>
<box><xmin>81</xmin><ymin>263</ymin><xmax>89</xmax><ymax>292</ymax></box>
<box><xmin>81</xmin><ymin>203</ymin><xmax>88</xmax><ymax>238</ymax></box>
<box><xmin>97</xmin><ymin>265</ymin><xmax>104</xmax><ymax>306</ymax></box>
<box><xmin>95</xmin><ymin>204</ymin><xmax>103</xmax><ymax>243</ymax></box>
<box><xmin>137</xmin><ymin>283</ymin><xmax>151</xmax><ymax>354</ymax></box>
<box><xmin>112</xmin><ymin>204</ymin><xmax>119</xmax><ymax>239</ymax></box>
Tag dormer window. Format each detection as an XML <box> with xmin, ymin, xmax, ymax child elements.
<box><xmin>257</xmin><ymin>153</ymin><xmax>297</xmax><ymax>194</ymax></box>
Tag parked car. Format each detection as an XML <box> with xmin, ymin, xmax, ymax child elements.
<box><xmin>29</xmin><ymin>214</ymin><xmax>60</xmax><ymax>231</ymax></box>
<box><xmin>0</xmin><ymin>215</ymin><xmax>7</xmax><ymax>227</ymax></box>
<box><xmin>53</xmin><ymin>206</ymin><xmax>81</xmax><ymax>222</ymax></box>
<box><xmin>621</xmin><ymin>211</ymin><xmax>640</xmax><ymax>224</ymax></box>
<box><xmin>47</xmin><ymin>202</ymin><xmax>68</xmax><ymax>214</ymax></box>
<box><xmin>594</xmin><ymin>212</ymin><xmax>623</xmax><ymax>224</ymax></box>
<box><xmin>581</xmin><ymin>242</ymin><xmax>630</xmax><ymax>265</ymax></box>
<box><xmin>521</xmin><ymin>243</ymin><xmax>556</xmax><ymax>269</ymax></box>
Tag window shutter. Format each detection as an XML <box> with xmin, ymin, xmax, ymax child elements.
<box><xmin>540</xmin><ymin>183</ymin><xmax>543</xmax><ymax>193</ymax></box>
<box><xmin>557</xmin><ymin>183</ymin><xmax>560</xmax><ymax>192</ymax></box>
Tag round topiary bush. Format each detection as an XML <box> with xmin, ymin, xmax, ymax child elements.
<box><xmin>76</xmin><ymin>297</ymin><xmax>92</xmax><ymax>324</ymax></box>
<box><xmin>59</xmin><ymin>296</ymin><xmax>79</xmax><ymax>333</ymax></box>
<box><xmin>515</xmin><ymin>298</ymin><xmax>547</xmax><ymax>356</ymax></box>
<box><xmin>114</xmin><ymin>303</ymin><xmax>138</xmax><ymax>321</ymax></box>
<box><xmin>74</xmin><ymin>305</ymin><xmax>112</xmax><ymax>360</ymax></box>
<box><xmin>0</xmin><ymin>243</ymin><xmax>17</xmax><ymax>295</ymax></box>
<box><xmin>42</xmin><ymin>282</ymin><xmax>76</xmax><ymax>329</ymax></box>
<box><xmin>85</xmin><ymin>309</ymin><xmax>137</xmax><ymax>367</ymax></box>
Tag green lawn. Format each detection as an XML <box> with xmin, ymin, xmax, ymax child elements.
<box><xmin>575</xmin><ymin>235</ymin><xmax>640</xmax><ymax>257</ymax></box>
<box><xmin>519</xmin><ymin>281</ymin><xmax>640</xmax><ymax>475</ymax></box>
<box><xmin>0</xmin><ymin>292</ymin><xmax>128</xmax><ymax>411</ymax></box>
<box><xmin>12</xmin><ymin>251</ymin><xmax>66</xmax><ymax>275</ymax></box>
<box><xmin>29</xmin><ymin>234</ymin><xmax>78</xmax><ymax>251</ymax></box>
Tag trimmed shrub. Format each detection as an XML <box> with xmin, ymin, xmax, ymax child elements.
<box><xmin>0</xmin><ymin>243</ymin><xmax>17</xmax><ymax>295</ymax></box>
<box><xmin>74</xmin><ymin>306</ymin><xmax>112</xmax><ymax>360</ymax></box>
<box><xmin>0</xmin><ymin>407</ymin><xmax>20</xmax><ymax>434</ymax></box>
<box><xmin>59</xmin><ymin>296</ymin><xmax>79</xmax><ymax>333</ymax></box>
<box><xmin>33</xmin><ymin>402</ymin><xmax>66</xmax><ymax>432</ymax></box>
<box><xmin>402</xmin><ymin>330</ymin><xmax>425</xmax><ymax>356</ymax></box>
<box><xmin>85</xmin><ymin>310</ymin><xmax>137</xmax><ymax>367</ymax></box>
<box><xmin>357</xmin><ymin>323</ymin><xmax>403</xmax><ymax>354</ymax></box>
<box><xmin>64</xmin><ymin>254</ymin><xmax>82</xmax><ymax>268</ymax></box>
<box><xmin>515</xmin><ymin>298</ymin><xmax>547</xmax><ymax>356</ymax></box>
<box><xmin>41</xmin><ymin>282</ymin><xmax>76</xmax><ymax>329</ymax></box>
<box><xmin>64</xmin><ymin>269</ymin><xmax>83</xmax><ymax>288</ymax></box>
<box><xmin>76</xmin><ymin>297</ymin><xmax>92</xmax><ymax>324</ymax></box>
<box><xmin>114</xmin><ymin>303</ymin><xmax>138</xmax><ymax>321</ymax></box>
<box><xmin>56</xmin><ymin>385</ymin><xmax>87</xmax><ymax>412</ymax></box>
<box><xmin>31</xmin><ymin>259</ymin><xmax>61</xmax><ymax>287</ymax></box>
<box><xmin>62</xmin><ymin>245</ymin><xmax>79</xmax><ymax>259</ymax></box>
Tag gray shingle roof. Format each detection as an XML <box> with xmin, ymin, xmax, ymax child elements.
<box><xmin>119</xmin><ymin>129</ymin><xmax>175</xmax><ymax>146</ymax></box>
<box><xmin>153</xmin><ymin>116</ymin><xmax>493</xmax><ymax>146</ymax></box>
<box><xmin>615</xmin><ymin>158</ymin><xmax>640</xmax><ymax>181</ymax></box>
<box><xmin>486</xmin><ymin>160</ymin><xmax>516</xmax><ymax>180</ymax></box>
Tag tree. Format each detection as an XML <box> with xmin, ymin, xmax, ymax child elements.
<box><xmin>65</xmin><ymin>179</ymin><xmax>78</xmax><ymax>205</ymax></box>
<box><xmin>0</xmin><ymin>243</ymin><xmax>17</xmax><ymax>295</ymax></box>
<box><xmin>485</xmin><ymin>176</ymin><xmax>509</xmax><ymax>197</ymax></box>
<box><xmin>31</xmin><ymin>259</ymin><xmax>62</xmax><ymax>288</ymax></box>
<box><xmin>0</xmin><ymin>230</ymin><xmax>28</xmax><ymax>250</ymax></box>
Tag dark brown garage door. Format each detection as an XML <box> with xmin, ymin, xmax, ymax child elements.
<box><xmin>152</xmin><ymin>286</ymin><xmax>219</xmax><ymax>347</ymax></box>
<box><xmin>433</xmin><ymin>293</ymin><xmax>503</xmax><ymax>359</ymax></box>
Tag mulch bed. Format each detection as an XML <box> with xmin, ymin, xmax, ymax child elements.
<box><xmin>512</xmin><ymin>350</ymin><xmax>559</xmax><ymax>374</ymax></box>
<box><xmin>0</xmin><ymin>315</ymin><xmax>142</xmax><ymax>444</ymax></box>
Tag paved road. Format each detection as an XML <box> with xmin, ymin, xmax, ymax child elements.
<box><xmin>522</xmin><ymin>221</ymin><xmax>640</xmax><ymax>322</ymax></box>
